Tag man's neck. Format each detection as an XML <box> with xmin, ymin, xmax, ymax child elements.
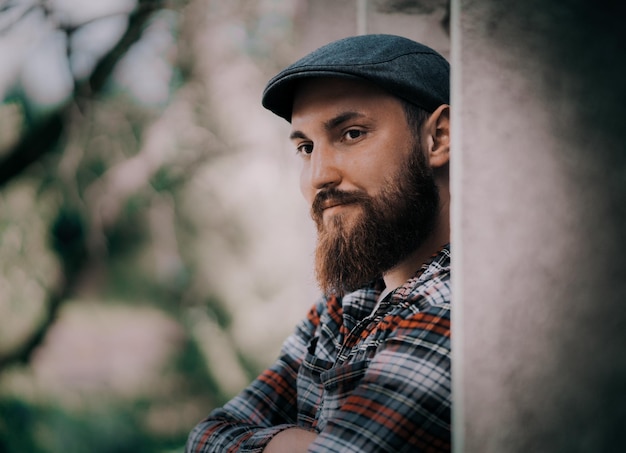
<box><xmin>382</xmin><ymin>220</ymin><xmax>450</xmax><ymax>292</ymax></box>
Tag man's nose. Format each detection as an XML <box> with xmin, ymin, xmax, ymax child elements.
<box><xmin>309</xmin><ymin>144</ymin><xmax>341</xmax><ymax>191</ymax></box>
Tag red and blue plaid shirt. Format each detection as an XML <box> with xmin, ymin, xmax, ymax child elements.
<box><xmin>186</xmin><ymin>245</ymin><xmax>451</xmax><ymax>452</ymax></box>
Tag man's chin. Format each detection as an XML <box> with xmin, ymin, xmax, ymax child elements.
<box><xmin>319</xmin><ymin>205</ymin><xmax>362</xmax><ymax>232</ymax></box>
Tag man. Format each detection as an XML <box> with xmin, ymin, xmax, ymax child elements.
<box><xmin>186</xmin><ymin>34</ymin><xmax>451</xmax><ymax>452</ymax></box>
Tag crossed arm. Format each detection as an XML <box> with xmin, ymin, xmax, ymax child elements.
<box><xmin>185</xmin><ymin>310</ymin><xmax>318</xmax><ymax>453</ymax></box>
<box><xmin>263</xmin><ymin>428</ymin><xmax>317</xmax><ymax>453</ymax></box>
<box><xmin>185</xmin><ymin>298</ymin><xmax>451</xmax><ymax>453</ymax></box>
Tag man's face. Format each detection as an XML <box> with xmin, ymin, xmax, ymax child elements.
<box><xmin>290</xmin><ymin>78</ymin><xmax>439</xmax><ymax>296</ymax></box>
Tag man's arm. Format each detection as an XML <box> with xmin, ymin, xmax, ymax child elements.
<box><xmin>185</xmin><ymin>302</ymin><xmax>323</xmax><ymax>453</ymax></box>
<box><xmin>263</xmin><ymin>427</ymin><xmax>318</xmax><ymax>453</ymax></box>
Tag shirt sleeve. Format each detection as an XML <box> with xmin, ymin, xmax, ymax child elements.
<box><xmin>185</xmin><ymin>301</ymin><xmax>323</xmax><ymax>453</ymax></box>
<box><xmin>311</xmin><ymin>302</ymin><xmax>452</xmax><ymax>453</ymax></box>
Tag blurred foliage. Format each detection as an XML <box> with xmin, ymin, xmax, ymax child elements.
<box><xmin>0</xmin><ymin>1</ymin><xmax>450</xmax><ymax>450</ymax></box>
<box><xmin>0</xmin><ymin>0</ymin><xmax>303</xmax><ymax>451</ymax></box>
<box><xmin>0</xmin><ymin>397</ymin><xmax>180</xmax><ymax>453</ymax></box>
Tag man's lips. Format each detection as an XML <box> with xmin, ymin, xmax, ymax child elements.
<box><xmin>311</xmin><ymin>189</ymin><xmax>370</xmax><ymax>223</ymax></box>
<box><xmin>321</xmin><ymin>199</ymin><xmax>353</xmax><ymax>211</ymax></box>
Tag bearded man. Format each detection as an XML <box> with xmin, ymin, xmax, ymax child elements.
<box><xmin>186</xmin><ymin>34</ymin><xmax>451</xmax><ymax>453</ymax></box>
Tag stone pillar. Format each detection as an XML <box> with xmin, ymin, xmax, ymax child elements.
<box><xmin>455</xmin><ymin>0</ymin><xmax>626</xmax><ymax>452</ymax></box>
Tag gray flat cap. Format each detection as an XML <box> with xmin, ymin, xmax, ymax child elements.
<box><xmin>262</xmin><ymin>34</ymin><xmax>450</xmax><ymax>122</ymax></box>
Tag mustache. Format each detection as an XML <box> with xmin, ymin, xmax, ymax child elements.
<box><xmin>311</xmin><ymin>188</ymin><xmax>370</xmax><ymax>221</ymax></box>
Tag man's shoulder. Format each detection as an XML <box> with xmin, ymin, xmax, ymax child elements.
<box><xmin>427</xmin><ymin>243</ymin><xmax>451</xmax><ymax>273</ymax></box>
<box><xmin>395</xmin><ymin>244</ymin><xmax>451</xmax><ymax>309</ymax></box>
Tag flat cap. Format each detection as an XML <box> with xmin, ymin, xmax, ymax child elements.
<box><xmin>262</xmin><ymin>34</ymin><xmax>450</xmax><ymax>122</ymax></box>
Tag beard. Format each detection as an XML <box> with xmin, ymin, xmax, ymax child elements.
<box><xmin>311</xmin><ymin>144</ymin><xmax>439</xmax><ymax>297</ymax></box>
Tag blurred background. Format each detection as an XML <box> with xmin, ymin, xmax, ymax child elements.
<box><xmin>0</xmin><ymin>1</ymin><xmax>449</xmax><ymax>451</ymax></box>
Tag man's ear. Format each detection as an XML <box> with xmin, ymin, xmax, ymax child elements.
<box><xmin>425</xmin><ymin>104</ymin><xmax>450</xmax><ymax>168</ymax></box>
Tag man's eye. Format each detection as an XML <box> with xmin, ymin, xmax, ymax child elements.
<box><xmin>344</xmin><ymin>129</ymin><xmax>364</xmax><ymax>140</ymax></box>
<box><xmin>297</xmin><ymin>143</ymin><xmax>313</xmax><ymax>155</ymax></box>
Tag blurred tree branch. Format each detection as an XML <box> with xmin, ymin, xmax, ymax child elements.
<box><xmin>84</xmin><ymin>0</ymin><xmax>165</xmax><ymax>96</ymax></box>
<box><xmin>0</xmin><ymin>253</ymin><xmax>83</xmax><ymax>371</ymax></box>
<box><xmin>0</xmin><ymin>0</ymin><xmax>164</xmax><ymax>190</ymax></box>
<box><xmin>0</xmin><ymin>0</ymin><xmax>168</xmax><ymax>372</ymax></box>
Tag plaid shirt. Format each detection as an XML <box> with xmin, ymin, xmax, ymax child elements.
<box><xmin>186</xmin><ymin>245</ymin><xmax>451</xmax><ymax>452</ymax></box>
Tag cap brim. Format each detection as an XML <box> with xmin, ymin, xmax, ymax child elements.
<box><xmin>262</xmin><ymin>70</ymin><xmax>366</xmax><ymax>123</ymax></box>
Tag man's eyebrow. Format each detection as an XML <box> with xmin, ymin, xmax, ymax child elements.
<box><xmin>289</xmin><ymin>111</ymin><xmax>366</xmax><ymax>141</ymax></box>
<box><xmin>324</xmin><ymin>111</ymin><xmax>366</xmax><ymax>131</ymax></box>
<box><xmin>289</xmin><ymin>130</ymin><xmax>308</xmax><ymax>141</ymax></box>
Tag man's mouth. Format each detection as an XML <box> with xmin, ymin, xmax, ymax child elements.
<box><xmin>321</xmin><ymin>199</ymin><xmax>351</xmax><ymax>211</ymax></box>
<box><xmin>311</xmin><ymin>189</ymin><xmax>370</xmax><ymax>224</ymax></box>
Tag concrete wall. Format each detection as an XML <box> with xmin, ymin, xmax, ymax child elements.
<box><xmin>456</xmin><ymin>0</ymin><xmax>626</xmax><ymax>451</ymax></box>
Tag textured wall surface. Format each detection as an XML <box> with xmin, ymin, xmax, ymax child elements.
<box><xmin>456</xmin><ymin>0</ymin><xmax>626</xmax><ymax>451</ymax></box>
